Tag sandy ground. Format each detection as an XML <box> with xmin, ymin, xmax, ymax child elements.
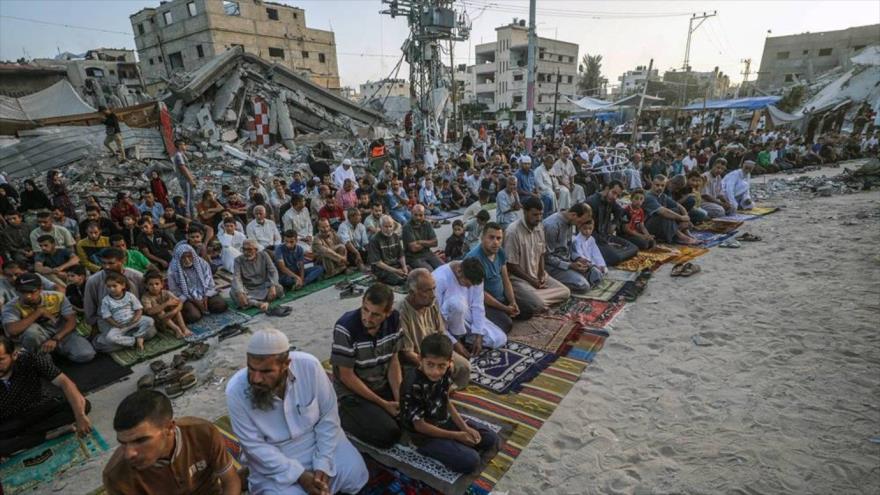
<box><xmin>33</xmin><ymin>171</ymin><xmax>880</xmax><ymax>495</ymax></box>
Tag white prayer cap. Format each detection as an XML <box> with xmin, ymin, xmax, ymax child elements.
<box><xmin>742</xmin><ymin>159</ymin><xmax>756</xmax><ymax>166</ymax></box>
<box><xmin>247</xmin><ymin>329</ymin><xmax>290</xmax><ymax>355</ymax></box>
<box><xmin>342</xmin><ymin>158</ymin><xmax>352</xmax><ymax>166</ymax></box>
<box><xmin>578</xmin><ymin>151</ymin><xmax>590</xmax><ymax>161</ymax></box>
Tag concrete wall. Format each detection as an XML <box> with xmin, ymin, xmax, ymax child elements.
<box><xmin>756</xmin><ymin>24</ymin><xmax>880</xmax><ymax>90</ymax></box>
<box><xmin>131</xmin><ymin>0</ymin><xmax>340</xmax><ymax>91</ymax></box>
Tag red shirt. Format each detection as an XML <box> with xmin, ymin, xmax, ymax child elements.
<box><xmin>319</xmin><ymin>205</ymin><xmax>345</xmax><ymax>225</ymax></box>
<box><xmin>625</xmin><ymin>204</ymin><xmax>646</xmax><ymax>233</ymax></box>
<box><xmin>110</xmin><ymin>202</ymin><xmax>139</xmax><ymax>226</ymax></box>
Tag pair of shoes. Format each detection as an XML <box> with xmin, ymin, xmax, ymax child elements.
<box><xmin>340</xmin><ymin>285</ymin><xmax>364</xmax><ymax>299</ymax></box>
<box><xmin>218</xmin><ymin>324</ymin><xmax>250</xmax><ymax>341</ymax></box>
<box><xmin>266</xmin><ymin>306</ymin><xmax>292</xmax><ymax>317</ymax></box>
<box><xmin>736</xmin><ymin>233</ymin><xmax>762</xmax><ymax>242</ymax></box>
<box><xmin>181</xmin><ymin>342</ymin><xmax>210</xmax><ymax>361</ymax></box>
<box><xmin>671</xmin><ymin>262</ymin><xmax>701</xmax><ymax>277</ymax></box>
<box><xmin>719</xmin><ymin>238</ymin><xmax>741</xmax><ymax>248</ymax></box>
<box><xmin>165</xmin><ymin>371</ymin><xmax>198</xmax><ymax>399</ymax></box>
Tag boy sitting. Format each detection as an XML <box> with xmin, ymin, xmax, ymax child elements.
<box><xmin>444</xmin><ymin>220</ymin><xmax>467</xmax><ymax>261</ymax></box>
<box><xmin>571</xmin><ymin>218</ymin><xmax>607</xmax><ymax>287</ymax></box>
<box><xmin>400</xmin><ymin>334</ymin><xmax>499</xmax><ymax>474</ymax></box>
<box><xmin>141</xmin><ymin>271</ymin><xmax>192</xmax><ymax>339</ymax></box>
<box><xmin>621</xmin><ymin>189</ymin><xmax>656</xmax><ymax>250</ymax></box>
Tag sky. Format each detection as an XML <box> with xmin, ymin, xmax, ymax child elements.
<box><xmin>1</xmin><ymin>0</ymin><xmax>878</xmax><ymax>91</ymax></box>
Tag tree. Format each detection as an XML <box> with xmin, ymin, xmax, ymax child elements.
<box><xmin>577</xmin><ymin>54</ymin><xmax>603</xmax><ymax>97</ymax></box>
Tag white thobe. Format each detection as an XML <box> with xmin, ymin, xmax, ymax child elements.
<box><xmin>282</xmin><ymin>207</ymin><xmax>313</xmax><ymax>252</ymax></box>
<box><xmin>246</xmin><ymin>219</ymin><xmax>281</xmax><ymax>250</ymax></box>
<box><xmin>218</xmin><ymin>230</ymin><xmax>247</xmax><ymax>273</ymax></box>
<box><xmin>226</xmin><ymin>351</ymin><xmax>368</xmax><ymax>495</ymax></box>
<box><xmin>721</xmin><ymin>170</ymin><xmax>753</xmax><ymax>210</ymax></box>
<box><xmin>332</xmin><ymin>165</ymin><xmax>356</xmax><ymax>189</ymax></box>
<box><xmin>433</xmin><ymin>263</ymin><xmax>507</xmax><ymax>348</ymax></box>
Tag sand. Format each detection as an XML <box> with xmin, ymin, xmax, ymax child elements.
<box><xmin>30</xmin><ymin>173</ymin><xmax>880</xmax><ymax>495</ymax></box>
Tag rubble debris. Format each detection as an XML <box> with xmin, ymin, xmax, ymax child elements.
<box><xmin>752</xmin><ymin>158</ymin><xmax>879</xmax><ymax>201</ymax></box>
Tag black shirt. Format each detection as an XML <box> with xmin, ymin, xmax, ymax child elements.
<box><xmin>103</xmin><ymin>113</ymin><xmax>121</xmax><ymax>136</ymax></box>
<box><xmin>400</xmin><ymin>367</ymin><xmax>453</xmax><ymax>445</ymax></box>
<box><xmin>585</xmin><ymin>192</ymin><xmax>625</xmax><ymax>243</ymax></box>
<box><xmin>136</xmin><ymin>231</ymin><xmax>175</xmax><ymax>262</ymax></box>
<box><xmin>66</xmin><ymin>282</ymin><xmax>85</xmax><ymax>310</ymax></box>
<box><xmin>0</xmin><ymin>351</ymin><xmax>62</xmax><ymax>421</ymax></box>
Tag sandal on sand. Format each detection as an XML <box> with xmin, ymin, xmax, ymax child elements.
<box><xmin>334</xmin><ymin>280</ymin><xmax>353</xmax><ymax>290</ymax></box>
<box><xmin>340</xmin><ymin>286</ymin><xmax>365</xmax><ymax>299</ymax></box>
<box><xmin>720</xmin><ymin>238</ymin><xmax>741</xmax><ymax>248</ymax></box>
<box><xmin>137</xmin><ymin>373</ymin><xmax>155</xmax><ymax>389</ymax></box>
<box><xmin>164</xmin><ymin>371</ymin><xmax>197</xmax><ymax>398</ymax></box>
<box><xmin>266</xmin><ymin>306</ymin><xmax>291</xmax><ymax>317</ymax></box>
<box><xmin>218</xmin><ymin>325</ymin><xmax>250</xmax><ymax>342</ymax></box>
<box><xmin>149</xmin><ymin>360</ymin><xmax>167</xmax><ymax>373</ymax></box>
<box><xmin>171</xmin><ymin>353</ymin><xmax>187</xmax><ymax>368</ymax></box>
<box><xmin>679</xmin><ymin>262</ymin><xmax>702</xmax><ymax>277</ymax></box>
<box><xmin>183</xmin><ymin>342</ymin><xmax>210</xmax><ymax>361</ymax></box>
<box><xmin>671</xmin><ymin>263</ymin><xmax>686</xmax><ymax>277</ymax></box>
<box><xmin>737</xmin><ymin>233</ymin><xmax>762</xmax><ymax>242</ymax></box>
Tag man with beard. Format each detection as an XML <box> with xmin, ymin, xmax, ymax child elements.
<box><xmin>226</xmin><ymin>329</ymin><xmax>366</xmax><ymax>495</ymax></box>
<box><xmin>585</xmin><ymin>181</ymin><xmax>638</xmax><ymax>266</ymax></box>
<box><xmin>700</xmin><ymin>159</ymin><xmax>734</xmax><ymax>217</ymax></box>
<box><xmin>331</xmin><ymin>284</ymin><xmax>403</xmax><ymax>449</ymax></box>
<box><xmin>232</xmin><ymin>240</ymin><xmax>284</xmax><ymax>314</ymax></box>
<box><xmin>104</xmin><ymin>390</ymin><xmax>240</xmax><ymax>494</ymax></box>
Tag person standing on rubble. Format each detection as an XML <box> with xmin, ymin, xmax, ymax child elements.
<box><xmin>172</xmin><ymin>140</ymin><xmax>197</xmax><ymax>218</ymax></box>
<box><xmin>100</xmin><ymin>106</ymin><xmax>126</xmax><ymax>162</ymax></box>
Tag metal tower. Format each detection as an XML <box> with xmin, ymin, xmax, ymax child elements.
<box><xmin>380</xmin><ymin>0</ymin><xmax>470</xmax><ymax>141</ymax></box>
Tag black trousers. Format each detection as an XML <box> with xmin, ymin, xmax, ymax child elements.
<box><xmin>621</xmin><ymin>233</ymin><xmax>656</xmax><ymax>250</ymax></box>
<box><xmin>645</xmin><ymin>215</ymin><xmax>678</xmax><ymax>244</ymax></box>
<box><xmin>0</xmin><ymin>397</ymin><xmax>92</xmax><ymax>457</ymax></box>
<box><xmin>597</xmin><ymin>235</ymin><xmax>638</xmax><ymax>266</ymax></box>
<box><xmin>338</xmin><ymin>386</ymin><xmax>401</xmax><ymax>449</ymax></box>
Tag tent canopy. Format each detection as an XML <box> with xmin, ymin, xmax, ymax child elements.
<box><xmin>682</xmin><ymin>96</ymin><xmax>781</xmax><ymax>111</ymax></box>
<box><xmin>568</xmin><ymin>94</ymin><xmax>664</xmax><ymax>111</ymax></box>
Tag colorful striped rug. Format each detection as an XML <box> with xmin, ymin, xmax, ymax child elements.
<box><xmin>508</xmin><ymin>317</ymin><xmax>581</xmax><ymax>354</ymax></box>
<box><xmin>565</xmin><ymin>328</ymin><xmax>610</xmax><ymax>363</ymax></box>
<box><xmin>552</xmin><ymin>299</ymin><xmax>626</xmax><ymax>329</ymax></box>
<box><xmin>614</xmin><ymin>247</ymin><xmax>679</xmax><ymax>272</ymax></box>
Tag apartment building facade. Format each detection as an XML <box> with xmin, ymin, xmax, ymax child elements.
<box><xmin>755</xmin><ymin>24</ymin><xmax>879</xmax><ymax>90</ymax></box>
<box><xmin>130</xmin><ymin>0</ymin><xmax>340</xmax><ymax>93</ymax></box>
<box><xmin>471</xmin><ymin>19</ymin><xmax>579</xmax><ymax>121</ymax></box>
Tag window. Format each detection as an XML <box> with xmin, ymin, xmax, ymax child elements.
<box><xmin>85</xmin><ymin>67</ymin><xmax>105</xmax><ymax>77</ymax></box>
<box><xmin>268</xmin><ymin>47</ymin><xmax>285</xmax><ymax>59</ymax></box>
<box><xmin>776</xmin><ymin>51</ymin><xmax>789</xmax><ymax>60</ymax></box>
<box><xmin>168</xmin><ymin>52</ymin><xmax>184</xmax><ymax>69</ymax></box>
<box><xmin>558</xmin><ymin>55</ymin><xmax>564</xmax><ymax>62</ymax></box>
<box><xmin>196</xmin><ymin>45</ymin><xmax>204</xmax><ymax>58</ymax></box>
<box><xmin>223</xmin><ymin>1</ymin><xmax>240</xmax><ymax>16</ymax></box>
<box><xmin>163</xmin><ymin>11</ymin><xmax>173</xmax><ymax>25</ymax></box>
<box><xmin>293</xmin><ymin>12</ymin><xmax>298</xmax><ymax>19</ymax></box>
<box><xmin>569</xmin><ymin>56</ymin><xmax>575</xmax><ymax>63</ymax></box>
<box><xmin>513</xmin><ymin>73</ymin><xmax>523</xmax><ymax>81</ymax></box>
<box><xmin>187</xmin><ymin>2</ymin><xmax>197</xmax><ymax>16</ymax></box>
<box><xmin>784</xmin><ymin>74</ymin><xmax>793</xmax><ymax>82</ymax></box>
<box><xmin>567</xmin><ymin>75</ymin><xmax>573</xmax><ymax>84</ymax></box>
<box><xmin>318</xmin><ymin>53</ymin><xmax>326</xmax><ymax>63</ymax></box>
<box><xmin>158</xmin><ymin>55</ymin><xmax>163</xmax><ymax>62</ymax></box>
<box><xmin>137</xmin><ymin>23</ymin><xmax>145</xmax><ymax>35</ymax></box>
<box><xmin>148</xmin><ymin>58</ymin><xmax>154</xmax><ymax>65</ymax></box>
<box><xmin>818</xmin><ymin>48</ymin><xmax>832</xmax><ymax>56</ymax></box>
<box><xmin>802</xmin><ymin>49</ymin><xmax>809</xmax><ymax>55</ymax></box>
<box><xmin>267</xmin><ymin>8</ymin><xmax>278</xmax><ymax>20</ymax></box>
<box><xmin>109</xmin><ymin>70</ymin><xmax>116</xmax><ymax>75</ymax></box>
<box><xmin>301</xmin><ymin>50</ymin><xmax>309</xmax><ymax>59</ymax></box>
<box><xmin>513</xmin><ymin>95</ymin><xmax>522</xmax><ymax>105</ymax></box>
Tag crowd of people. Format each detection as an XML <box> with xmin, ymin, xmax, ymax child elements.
<box><xmin>0</xmin><ymin>115</ymin><xmax>876</xmax><ymax>493</ymax></box>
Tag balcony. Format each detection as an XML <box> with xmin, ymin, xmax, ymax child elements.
<box><xmin>474</xmin><ymin>62</ymin><xmax>495</xmax><ymax>74</ymax></box>
<box><xmin>475</xmin><ymin>82</ymin><xmax>495</xmax><ymax>94</ymax></box>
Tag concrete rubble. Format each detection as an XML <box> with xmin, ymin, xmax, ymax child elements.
<box><xmin>752</xmin><ymin>158</ymin><xmax>880</xmax><ymax>201</ymax></box>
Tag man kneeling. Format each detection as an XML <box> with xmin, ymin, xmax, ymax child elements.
<box><xmin>400</xmin><ymin>334</ymin><xmax>499</xmax><ymax>473</ymax></box>
<box><xmin>103</xmin><ymin>390</ymin><xmax>240</xmax><ymax>494</ymax></box>
<box><xmin>227</xmin><ymin>329</ymin><xmax>367</xmax><ymax>495</ymax></box>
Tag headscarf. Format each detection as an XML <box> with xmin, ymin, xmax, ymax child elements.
<box><xmin>19</xmin><ymin>179</ymin><xmax>52</xmax><ymax>212</ymax></box>
<box><xmin>168</xmin><ymin>243</ymin><xmax>214</xmax><ymax>300</ymax></box>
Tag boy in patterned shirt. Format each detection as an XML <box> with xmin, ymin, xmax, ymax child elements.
<box><xmin>399</xmin><ymin>334</ymin><xmax>499</xmax><ymax>473</ymax></box>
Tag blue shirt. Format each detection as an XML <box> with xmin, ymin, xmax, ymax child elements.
<box><xmin>465</xmin><ymin>244</ymin><xmax>508</xmax><ymax>304</ymax></box>
<box><xmin>275</xmin><ymin>243</ymin><xmax>306</xmax><ymax>273</ymax></box>
<box><xmin>288</xmin><ymin>180</ymin><xmax>307</xmax><ymax>196</ymax></box>
<box><xmin>138</xmin><ymin>202</ymin><xmax>165</xmax><ymax>223</ymax></box>
<box><xmin>515</xmin><ymin>168</ymin><xmax>536</xmax><ymax>195</ymax></box>
<box><xmin>644</xmin><ymin>191</ymin><xmax>679</xmax><ymax>217</ymax></box>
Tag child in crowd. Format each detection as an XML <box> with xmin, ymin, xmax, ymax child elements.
<box><xmin>64</xmin><ymin>265</ymin><xmax>87</xmax><ymax>315</ymax></box>
<box><xmin>120</xmin><ymin>215</ymin><xmax>141</xmax><ymax>248</ymax></box>
<box><xmin>141</xmin><ymin>270</ymin><xmax>191</xmax><ymax>339</ymax></box>
<box><xmin>621</xmin><ymin>189</ymin><xmax>656</xmax><ymax>250</ymax></box>
<box><xmin>172</xmin><ymin>196</ymin><xmax>188</xmax><ymax>217</ymax></box>
<box><xmin>100</xmin><ymin>271</ymin><xmax>153</xmax><ymax>352</ymax></box>
<box><xmin>464</xmin><ymin>209</ymin><xmax>490</xmax><ymax>250</ymax></box>
<box><xmin>444</xmin><ymin>220</ymin><xmax>467</xmax><ymax>261</ymax></box>
<box><xmin>275</xmin><ymin>229</ymin><xmax>324</xmax><ymax>291</ymax></box>
<box><xmin>400</xmin><ymin>334</ymin><xmax>499</xmax><ymax>474</ymax></box>
<box><xmin>571</xmin><ymin>217</ymin><xmax>607</xmax><ymax>287</ymax></box>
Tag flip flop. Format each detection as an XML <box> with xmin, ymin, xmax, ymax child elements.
<box><xmin>149</xmin><ymin>360</ymin><xmax>167</xmax><ymax>373</ymax></box>
<box><xmin>137</xmin><ymin>373</ymin><xmax>155</xmax><ymax>389</ymax></box>
<box><xmin>218</xmin><ymin>325</ymin><xmax>250</xmax><ymax>342</ymax></box>
<box><xmin>266</xmin><ymin>306</ymin><xmax>290</xmax><ymax>317</ymax></box>
<box><xmin>671</xmin><ymin>263</ymin><xmax>685</xmax><ymax>277</ymax></box>
<box><xmin>737</xmin><ymin>233</ymin><xmax>762</xmax><ymax>242</ymax></box>
<box><xmin>720</xmin><ymin>238</ymin><xmax>741</xmax><ymax>248</ymax></box>
<box><xmin>340</xmin><ymin>286</ymin><xmax>365</xmax><ymax>299</ymax></box>
<box><xmin>334</xmin><ymin>280</ymin><xmax>353</xmax><ymax>290</ymax></box>
<box><xmin>171</xmin><ymin>353</ymin><xmax>187</xmax><ymax>368</ymax></box>
<box><xmin>680</xmin><ymin>262</ymin><xmax>702</xmax><ymax>277</ymax></box>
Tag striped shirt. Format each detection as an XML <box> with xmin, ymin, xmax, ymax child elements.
<box><xmin>331</xmin><ymin>308</ymin><xmax>401</xmax><ymax>399</ymax></box>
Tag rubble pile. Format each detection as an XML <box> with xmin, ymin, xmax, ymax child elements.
<box><xmin>752</xmin><ymin>158</ymin><xmax>880</xmax><ymax>201</ymax></box>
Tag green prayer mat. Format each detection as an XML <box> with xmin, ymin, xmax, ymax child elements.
<box><xmin>0</xmin><ymin>429</ymin><xmax>108</xmax><ymax>495</ymax></box>
<box><xmin>571</xmin><ymin>278</ymin><xmax>626</xmax><ymax>302</ymax></box>
<box><xmin>228</xmin><ymin>271</ymin><xmax>365</xmax><ymax>316</ymax></box>
<box><xmin>110</xmin><ymin>332</ymin><xmax>186</xmax><ymax>366</ymax></box>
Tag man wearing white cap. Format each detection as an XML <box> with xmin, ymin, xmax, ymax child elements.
<box><xmin>550</xmin><ymin>147</ymin><xmax>586</xmax><ymax>209</ymax></box>
<box><xmin>332</xmin><ymin>159</ymin><xmax>356</xmax><ymax>190</ymax></box>
<box><xmin>721</xmin><ymin>160</ymin><xmax>756</xmax><ymax>211</ymax></box>
<box><xmin>226</xmin><ymin>329</ymin><xmax>367</xmax><ymax>495</ymax></box>
<box><xmin>423</xmin><ymin>145</ymin><xmax>439</xmax><ymax>170</ymax></box>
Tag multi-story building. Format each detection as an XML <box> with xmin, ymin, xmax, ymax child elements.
<box><xmin>661</xmin><ymin>67</ymin><xmax>731</xmax><ymax>104</ymax></box>
<box><xmin>130</xmin><ymin>0</ymin><xmax>340</xmax><ymax>94</ymax></box>
<box><xmin>615</xmin><ymin>65</ymin><xmax>659</xmax><ymax>97</ymax></box>
<box><xmin>755</xmin><ymin>24</ymin><xmax>879</xmax><ymax>91</ymax></box>
<box><xmin>471</xmin><ymin>19</ymin><xmax>578</xmax><ymax>121</ymax></box>
<box><xmin>359</xmin><ymin>78</ymin><xmax>410</xmax><ymax>101</ymax></box>
<box><xmin>32</xmin><ymin>48</ymin><xmax>146</xmax><ymax>107</ymax></box>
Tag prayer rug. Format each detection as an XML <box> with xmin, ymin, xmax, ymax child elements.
<box><xmin>55</xmin><ymin>353</ymin><xmax>133</xmax><ymax>395</ymax></box>
<box><xmin>358</xmin><ymin>456</ymin><xmax>443</xmax><ymax>495</ymax></box>
<box><xmin>750</xmin><ymin>206</ymin><xmax>779</xmax><ymax>216</ymax></box>
<box><xmin>565</xmin><ymin>327</ymin><xmax>610</xmax><ymax>363</ymax></box>
<box><xmin>571</xmin><ymin>279</ymin><xmax>625</xmax><ymax>301</ymax></box>
<box><xmin>693</xmin><ymin>219</ymin><xmax>743</xmax><ymax>234</ymax></box>
<box><xmin>352</xmin><ymin>274</ymin><xmax>409</xmax><ymax>294</ymax></box>
<box><xmin>0</xmin><ymin>429</ymin><xmax>108</xmax><ymax>495</ymax></box>
<box><xmin>469</xmin><ymin>342</ymin><xmax>557</xmax><ymax>394</ymax></box>
<box><xmin>110</xmin><ymin>331</ymin><xmax>185</xmax><ymax>366</ymax></box>
<box><xmin>662</xmin><ymin>244</ymin><xmax>710</xmax><ymax>264</ymax></box>
<box><xmin>605</xmin><ymin>269</ymin><xmax>640</xmax><ymax>282</ymax></box>
<box><xmin>229</xmin><ymin>271</ymin><xmax>366</xmax><ymax>316</ymax></box>
<box><xmin>690</xmin><ymin>230</ymin><xmax>738</xmax><ymax>248</ymax></box>
<box><xmin>614</xmin><ymin>248</ymin><xmax>678</xmax><ymax>272</ymax></box>
<box><xmin>451</xmin><ymin>357</ymin><xmax>587</xmax><ymax>494</ymax></box>
<box><xmin>716</xmin><ymin>212</ymin><xmax>759</xmax><ymax>222</ymax></box>
<box><xmin>552</xmin><ymin>299</ymin><xmax>626</xmax><ymax>329</ymax></box>
<box><xmin>188</xmin><ymin>310</ymin><xmax>251</xmax><ymax>341</ymax></box>
<box><xmin>508</xmin><ymin>317</ymin><xmax>582</xmax><ymax>354</ymax></box>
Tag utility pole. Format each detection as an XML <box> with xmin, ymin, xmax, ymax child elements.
<box><xmin>525</xmin><ymin>0</ymin><xmax>537</xmax><ymax>153</ymax></box>
<box><xmin>551</xmin><ymin>67</ymin><xmax>560</xmax><ymax>137</ymax></box>
<box><xmin>680</xmin><ymin>11</ymin><xmax>716</xmax><ymax>105</ymax></box>
<box><xmin>450</xmin><ymin>40</ymin><xmax>457</xmax><ymax>140</ymax></box>
<box><xmin>632</xmin><ymin>58</ymin><xmax>653</xmax><ymax>145</ymax></box>
<box><xmin>736</xmin><ymin>58</ymin><xmax>752</xmax><ymax>97</ymax></box>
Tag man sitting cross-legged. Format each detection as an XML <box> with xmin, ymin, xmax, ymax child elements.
<box><xmin>103</xmin><ymin>390</ymin><xmax>240</xmax><ymax>495</ymax></box>
<box><xmin>232</xmin><ymin>240</ymin><xmax>285</xmax><ymax>313</ymax></box>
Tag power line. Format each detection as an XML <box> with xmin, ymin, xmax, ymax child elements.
<box><xmin>0</xmin><ymin>15</ymin><xmax>133</xmax><ymax>36</ymax></box>
<box><xmin>457</xmin><ymin>0</ymin><xmax>694</xmax><ymax>19</ymax></box>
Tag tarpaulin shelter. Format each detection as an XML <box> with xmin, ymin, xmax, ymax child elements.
<box><xmin>567</xmin><ymin>94</ymin><xmax>665</xmax><ymax>111</ymax></box>
<box><xmin>0</xmin><ymin>80</ymin><xmax>96</xmax><ymax>134</ymax></box>
<box><xmin>681</xmin><ymin>96</ymin><xmax>782</xmax><ymax>111</ymax></box>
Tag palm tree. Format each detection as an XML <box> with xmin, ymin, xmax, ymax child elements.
<box><xmin>577</xmin><ymin>54</ymin><xmax>603</xmax><ymax>97</ymax></box>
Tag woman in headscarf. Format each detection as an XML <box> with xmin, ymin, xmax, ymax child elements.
<box><xmin>149</xmin><ymin>170</ymin><xmax>170</xmax><ymax>207</ymax></box>
<box><xmin>18</xmin><ymin>179</ymin><xmax>52</xmax><ymax>213</ymax></box>
<box><xmin>167</xmin><ymin>243</ymin><xmax>228</xmax><ymax>323</ymax></box>
<box><xmin>45</xmin><ymin>170</ymin><xmax>77</xmax><ymax>219</ymax></box>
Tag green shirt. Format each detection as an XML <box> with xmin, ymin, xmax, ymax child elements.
<box><xmin>757</xmin><ymin>150</ymin><xmax>771</xmax><ymax>167</ymax></box>
<box><xmin>124</xmin><ymin>249</ymin><xmax>152</xmax><ymax>273</ymax></box>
